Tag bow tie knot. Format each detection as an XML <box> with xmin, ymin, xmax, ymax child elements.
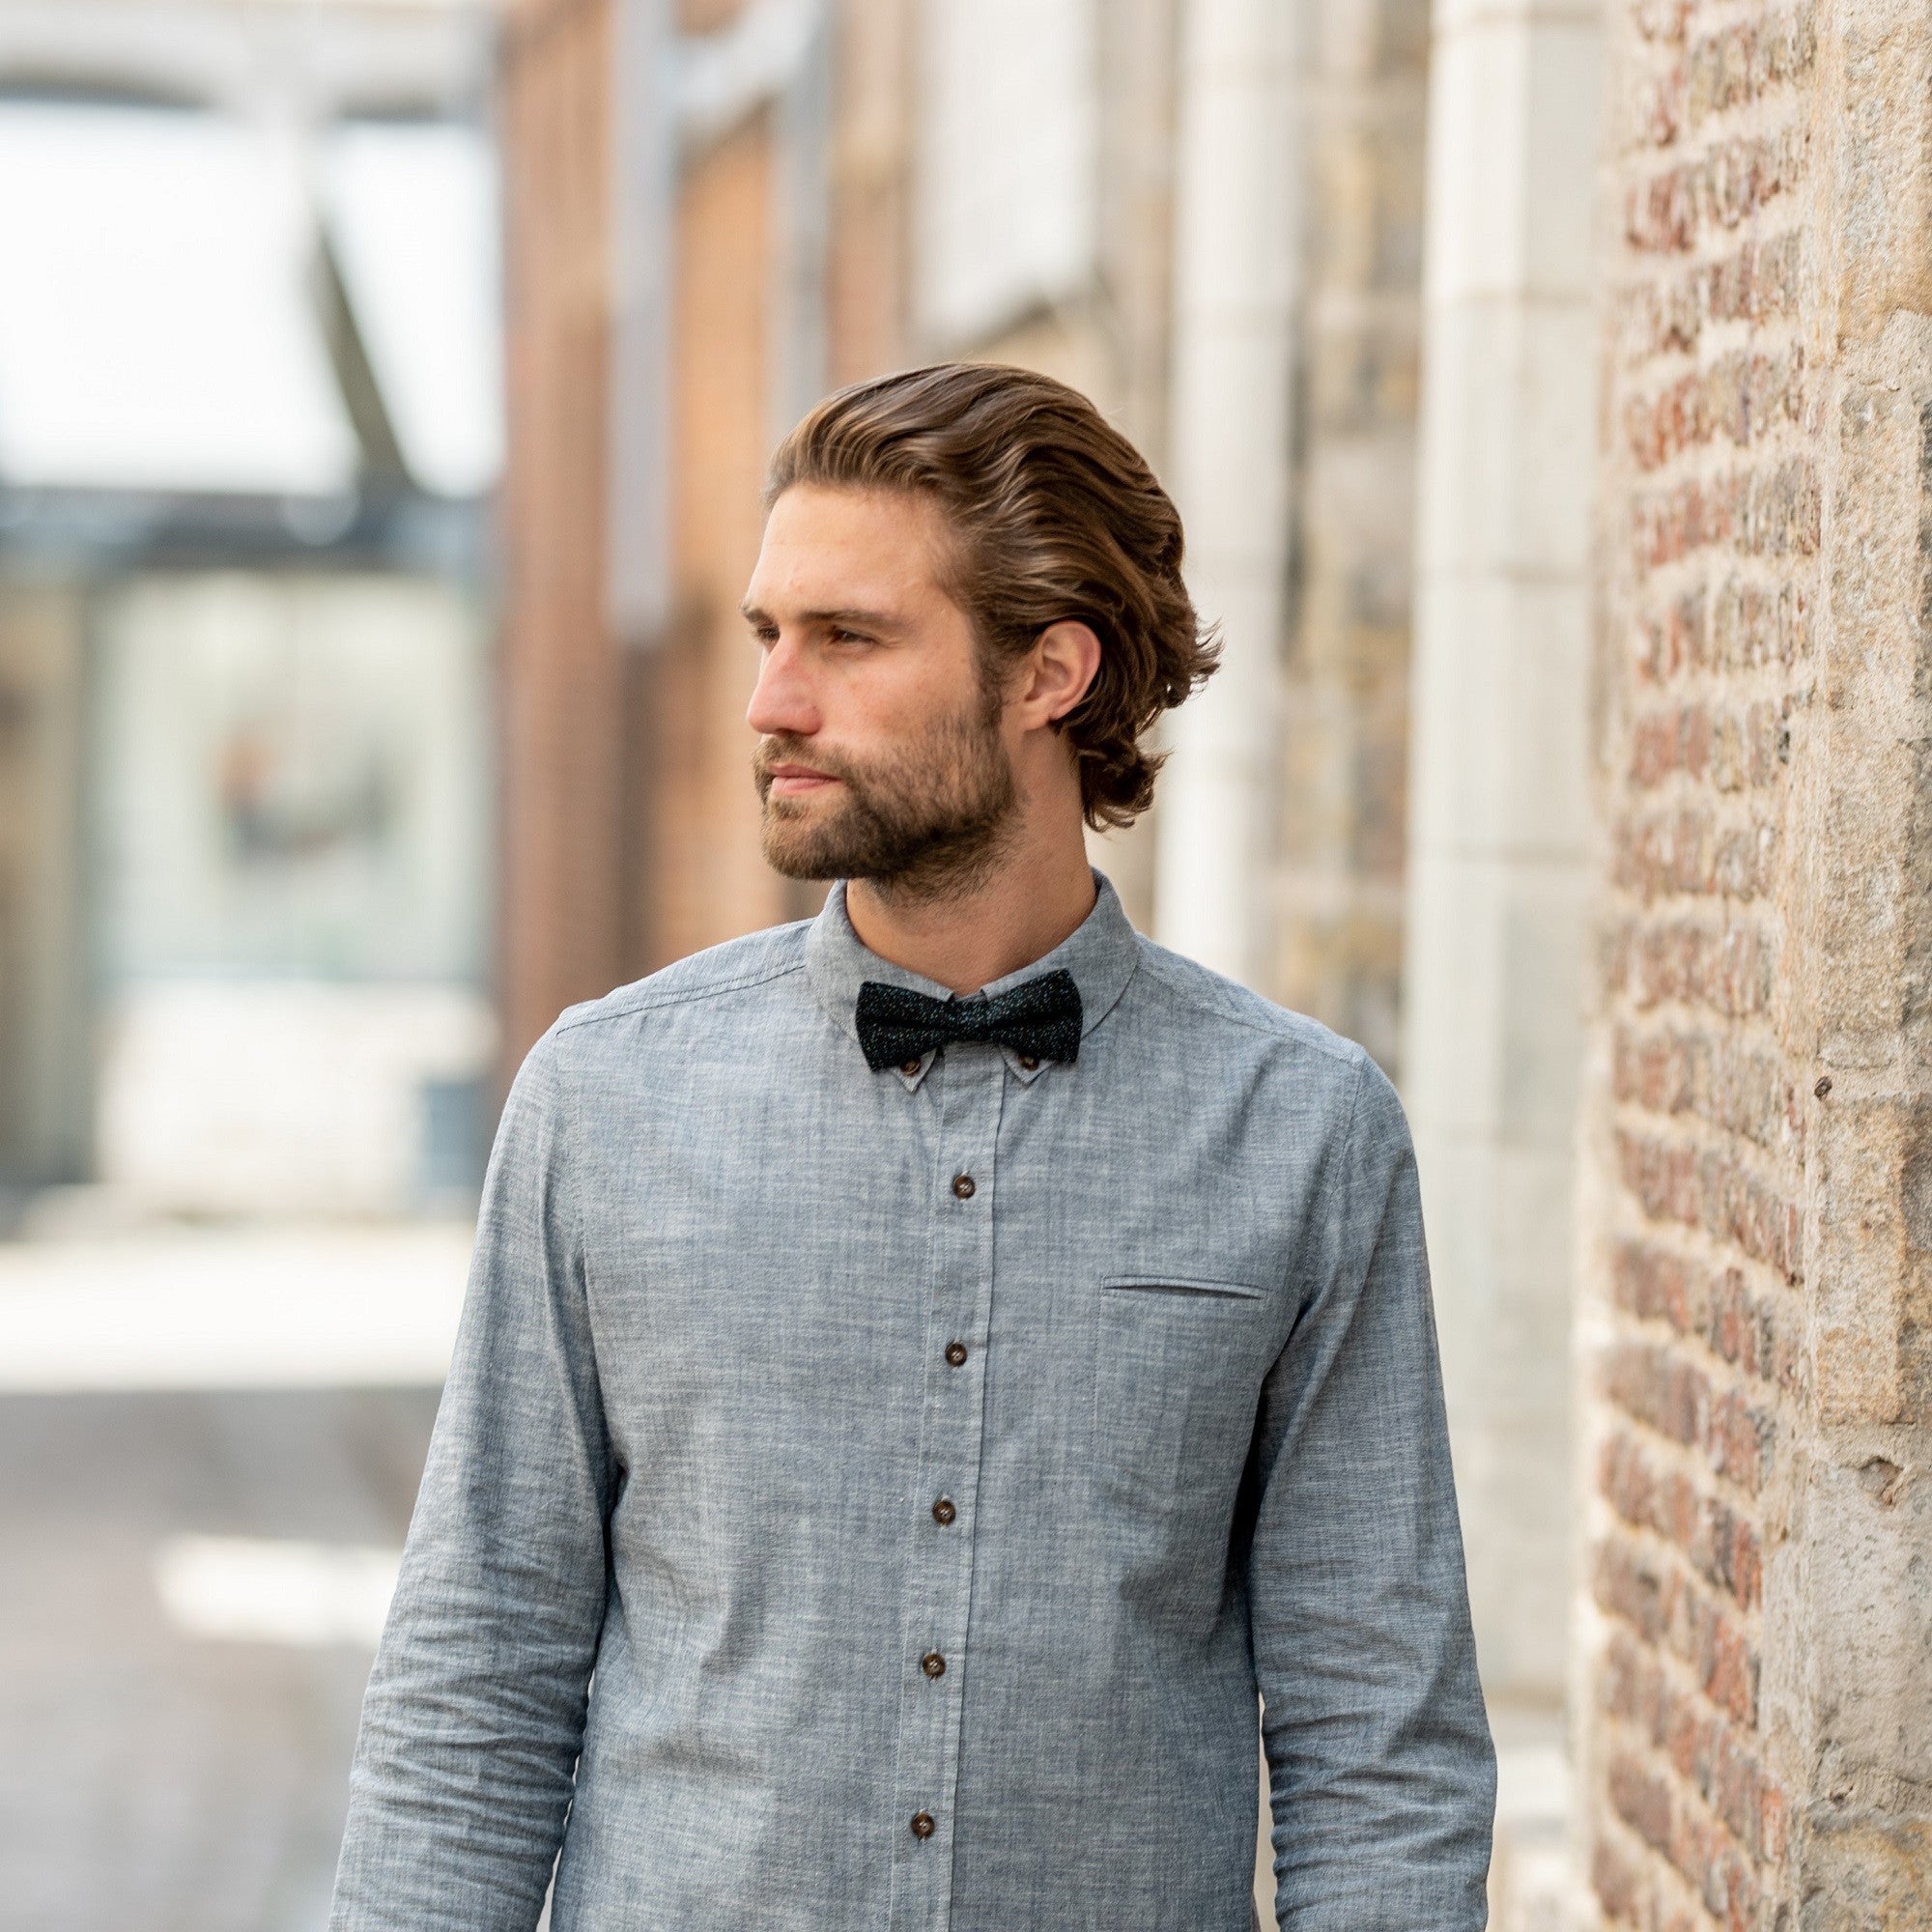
<box><xmin>855</xmin><ymin>970</ymin><xmax>1083</xmax><ymax>1073</ymax></box>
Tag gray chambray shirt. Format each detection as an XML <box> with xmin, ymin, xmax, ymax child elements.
<box><xmin>329</xmin><ymin>872</ymin><xmax>1495</xmax><ymax>1932</ymax></box>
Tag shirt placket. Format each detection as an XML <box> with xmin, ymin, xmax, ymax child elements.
<box><xmin>886</xmin><ymin>1041</ymin><xmax>1006</xmax><ymax>1932</ymax></box>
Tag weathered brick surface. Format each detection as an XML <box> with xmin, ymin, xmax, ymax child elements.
<box><xmin>1583</xmin><ymin>1</ymin><xmax>1816</xmax><ymax>1924</ymax></box>
<box><xmin>1585</xmin><ymin>0</ymin><xmax>1932</xmax><ymax>1920</ymax></box>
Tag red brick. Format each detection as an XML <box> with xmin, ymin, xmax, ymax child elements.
<box><xmin>1600</xmin><ymin>1418</ymin><xmax>1766</xmax><ymax>1614</ymax></box>
<box><xmin>1626</xmin><ymin>127</ymin><xmax>1807</xmax><ymax>254</ymax></box>
<box><xmin>1740</xmin><ymin>456</ymin><xmax>1820</xmax><ymax>554</ymax></box>
<box><xmin>1605</xmin><ymin>1335</ymin><xmax>1711</xmax><ymax>1446</ymax></box>
<box><xmin>1594</xmin><ymin>1832</ymin><xmax>1647</xmax><ymax>1924</ymax></box>
<box><xmin>1703</xmin><ymin>127</ymin><xmax>1808</xmax><ymax>229</ymax></box>
<box><xmin>1625</xmin><ymin>350</ymin><xmax>1805</xmax><ymax>471</ymax></box>
<box><xmin>1704</xmin><ymin>230</ymin><xmax>1801</xmax><ymax>327</ymax></box>
<box><xmin>1597</xmin><ymin>1535</ymin><xmax>1670</xmax><ymax>1642</ymax></box>
<box><xmin>1710</xmin><ymin>1387</ymin><xmax>1775</xmax><ymax>1494</ymax></box>
<box><xmin>1711</xmin><ymin>1499</ymin><xmax>1763</xmax><ymax>1609</ymax></box>
<box><xmin>1711</xmin><ymin>1725</ymin><xmax>1765</xmax><ymax>1854</ymax></box>
<box><xmin>1621</xmin><ymin>233</ymin><xmax>1804</xmax><ymax>366</ymax></box>
<box><xmin>1606</xmin><ymin>914</ymin><xmax>1776</xmax><ymax>1018</ymax></box>
<box><xmin>1703</xmin><ymin>1607</ymin><xmax>1759</xmax><ymax>1725</ymax></box>
<box><xmin>1613</xmin><ymin>1025</ymin><xmax>1792</xmax><ymax>1153</ymax></box>
<box><xmin>1613</xmin><ymin>1128</ymin><xmax>1800</xmax><ymax>1279</ymax></box>
<box><xmin>1610</xmin><ymin>1747</ymin><xmax>1677</xmax><ymax>1854</ymax></box>
<box><xmin>1611</xmin><ymin>1236</ymin><xmax>1700</xmax><ymax>1335</ymax></box>
<box><xmin>1709</xmin><ymin>574</ymin><xmax>1808</xmax><ymax>670</ymax></box>
<box><xmin>1687</xmin><ymin>12</ymin><xmax>1817</xmax><ymax>127</ymax></box>
<box><xmin>1634</xmin><ymin>587</ymin><xmax>1708</xmax><ymax>681</ymax></box>
<box><xmin>1632</xmin><ymin>460</ymin><xmax>1818</xmax><ymax>567</ymax></box>
<box><xmin>1634</xmin><ymin>0</ymin><xmax>1691</xmax><ymax>45</ymax></box>
<box><xmin>1627</xmin><ymin>164</ymin><xmax>1700</xmax><ymax>253</ymax></box>
<box><xmin>1706</xmin><ymin>1267</ymin><xmax>1764</xmax><ymax>1374</ymax></box>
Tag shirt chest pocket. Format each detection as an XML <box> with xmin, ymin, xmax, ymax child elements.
<box><xmin>1090</xmin><ymin>1274</ymin><xmax>1277</xmax><ymax>1520</ymax></box>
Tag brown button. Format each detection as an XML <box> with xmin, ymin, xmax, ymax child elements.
<box><xmin>951</xmin><ymin>1173</ymin><xmax>976</xmax><ymax>1200</ymax></box>
<box><xmin>931</xmin><ymin>1495</ymin><xmax>956</xmax><ymax>1525</ymax></box>
<box><xmin>1018</xmin><ymin>1054</ymin><xmax>1038</xmax><ymax>1071</ymax></box>
<box><xmin>921</xmin><ymin>1650</ymin><xmax>947</xmax><ymax>1678</ymax></box>
<box><xmin>899</xmin><ymin>1059</ymin><xmax>922</xmax><ymax>1077</ymax></box>
<box><xmin>910</xmin><ymin>1810</ymin><xmax>936</xmax><ymax>1839</ymax></box>
<box><xmin>944</xmin><ymin>1340</ymin><xmax>968</xmax><ymax>1368</ymax></box>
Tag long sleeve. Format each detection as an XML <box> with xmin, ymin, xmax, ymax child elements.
<box><xmin>329</xmin><ymin>1030</ymin><xmax>616</xmax><ymax>1931</ymax></box>
<box><xmin>1247</xmin><ymin>1052</ymin><xmax>1495</xmax><ymax>1930</ymax></box>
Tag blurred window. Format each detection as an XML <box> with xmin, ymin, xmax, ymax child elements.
<box><xmin>0</xmin><ymin>102</ymin><xmax>356</xmax><ymax>496</ymax></box>
<box><xmin>912</xmin><ymin>0</ymin><xmax>1099</xmax><ymax>346</ymax></box>
<box><xmin>320</xmin><ymin>121</ymin><xmax>504</xmax><ymax>500</ymax></box>
<box><xmin>92</xmin><ymin>573</ymin><xmax>490</xmax><ymax>983</ymax></box>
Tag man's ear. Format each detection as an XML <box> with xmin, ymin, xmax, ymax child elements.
<box><xmin>1026</xmin><ymin>619</ymin><xmax>1102</xmax><ymax>727</ymax></box>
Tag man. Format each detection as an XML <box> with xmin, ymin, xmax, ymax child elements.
<box><xmin>330</xmin><ymin>363</ymin><xmax>1495</xmax><ymax>1931</ymax></box>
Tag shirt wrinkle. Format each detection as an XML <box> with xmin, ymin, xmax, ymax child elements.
<box><xmin>554</xmin><ymin>944</ymin><xmax>810</xmax><ymax>1037</ymax></box>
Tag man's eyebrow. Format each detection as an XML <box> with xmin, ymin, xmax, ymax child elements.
<box><xmin>738</xmin><ymin>603</ymin><xmax>905</xmax><ymax>632</ymax></box>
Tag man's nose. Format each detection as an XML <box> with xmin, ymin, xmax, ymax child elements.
<box><xmin>746</xmin><ymin>635</ymin><xmax>820</xmax><ymax>738</ymax></box>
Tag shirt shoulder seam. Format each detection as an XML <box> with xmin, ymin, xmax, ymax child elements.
<box><xmin>1132</xmin><ymin>945</ymin><xmax>1365</xmax><ymax>1065</ymax></box>
<box><xmin>552</xmin><ymin>954</ymin><xmax>808</xmax><ymax>1036</ymax></box>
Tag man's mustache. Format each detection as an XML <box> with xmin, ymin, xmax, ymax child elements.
<box><xmin>753</xmin><ymin>736</ymin><xmax>863</xmax><ymax>798</ymax></box>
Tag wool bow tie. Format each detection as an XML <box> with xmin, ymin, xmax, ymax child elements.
<box><xmin>855</xmin><ymin>969</ymin><xmax>1083</xmax><ymax>1073</ymax></box>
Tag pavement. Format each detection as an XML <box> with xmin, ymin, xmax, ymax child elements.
<box><xmin>0</xmin><ymin>1219</ymin><xmax>465</xmax><ymax>1932</ymax></box>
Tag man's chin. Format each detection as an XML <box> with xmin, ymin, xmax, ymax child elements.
<box><xmin>758</xmin><ymin>807</ymin><xmax>845</xmax><ymax>882</ymax></box>
<box><xmin>762</xmin><ymin>844</ymin><xmax>841</xmax><ymax>882</ymax></box>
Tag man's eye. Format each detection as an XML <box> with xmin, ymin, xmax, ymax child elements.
<box><xmin>829</xmin><ymin>628</ymin><xmax>867</xmax><ymax>645</ymax></box>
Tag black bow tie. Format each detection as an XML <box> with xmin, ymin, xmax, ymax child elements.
<box><xmin>855</xmin><ymin>969</ymin><xmax>1083</xmax><ymax>1073</ymax></box>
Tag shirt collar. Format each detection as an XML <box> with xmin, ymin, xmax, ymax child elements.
<box><xmin>804</xmin><ymin>868</ymin><xmax>1141</xmax><ymax>1085</ymax></box>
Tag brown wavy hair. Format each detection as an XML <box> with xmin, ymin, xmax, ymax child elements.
<box><xmin>764</xmin><ymin>363</ymin><xmax>1219</xmax><ymax>830</ymax></box>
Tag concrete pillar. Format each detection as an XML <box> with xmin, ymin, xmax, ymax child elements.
<box><xmin>1403</xmin><ymin>0</ymin><xmax>1600</xmax><ymax>1737</ymax></box>
<box><xmin>1152</xmin><ymin>0</ymin><xmax>1297</xmax><ymax>987</ymax></box>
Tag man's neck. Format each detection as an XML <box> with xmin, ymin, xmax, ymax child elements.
<box><xmin>843</xmin><ymin>826</ymin><xmax>1098</xmax><ymax>997</ymax></box>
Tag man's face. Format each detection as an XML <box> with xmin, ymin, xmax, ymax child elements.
<box><xmin>743</xmin><ymin>485</ymin><xmax>1017</xmax><ymax>894</ymax></box>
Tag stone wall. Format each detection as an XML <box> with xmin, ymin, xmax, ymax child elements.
<box><xmin>1580</xmin><ymin>0</ymin><xmax>1932</xmax><ymax>1922</ymax></box>
<box><xmin>1266</xmin><ymin>0</ymin><xmax>1430</xmax><ymax>1073</ymax></box>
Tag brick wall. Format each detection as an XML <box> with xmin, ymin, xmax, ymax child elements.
<box><xmin>1583</xmin><ymin>0</ymin><xmax>1932</xmax><ymax>1923</ymax></box>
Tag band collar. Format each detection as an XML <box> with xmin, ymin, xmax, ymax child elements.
<box><xmin>804</xmin><ymin>868</ymin><xmax>1141</xmax><ymax>1085</ymax></box>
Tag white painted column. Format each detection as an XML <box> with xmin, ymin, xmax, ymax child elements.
<box><xmin>1152</xmin><ymin>0</ymin><xmax>1298</xmax><ymax>988</ymax></box>
<box><xmin>1403</xmin><ymin>0</ymin><xmax>1601</xmax><ymax>1717</ymax></box>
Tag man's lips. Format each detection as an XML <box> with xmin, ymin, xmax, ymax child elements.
<box><xmin>765</xmin><ymin>764</ymin><xmax>840</xmax><ymax>797</ymax></box>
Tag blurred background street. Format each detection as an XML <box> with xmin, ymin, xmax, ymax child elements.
<box><xmin>0</xmin><ymin>1217</ymin><xmax>466</xmax><ymax>1928</ymax></box>
<box><xmin>0</xmin><ymin>1383</ymin><xmax>434</xmax><ymax>1931</ymax></box>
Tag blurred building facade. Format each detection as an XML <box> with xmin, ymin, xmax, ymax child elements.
<box><xmin>500</xmin><ymin>0</ymin><xmax>1932</xmax><ymax>1925</ymax></box>
<box><xmin>0</xmin><ymin>0</ymin><xmax>504</xmax><ymax>1216</ymax></box>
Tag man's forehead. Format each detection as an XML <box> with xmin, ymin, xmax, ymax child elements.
<box><xmin>747</xmin><ymin>484</ymin><xmax>950</xmax><ymax>611</ymax></box>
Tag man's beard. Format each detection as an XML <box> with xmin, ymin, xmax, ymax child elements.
<box><xmin>753</xmin><ymin>690</ymin><xmax>1018</xmax><ymax>901</ymax></box>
